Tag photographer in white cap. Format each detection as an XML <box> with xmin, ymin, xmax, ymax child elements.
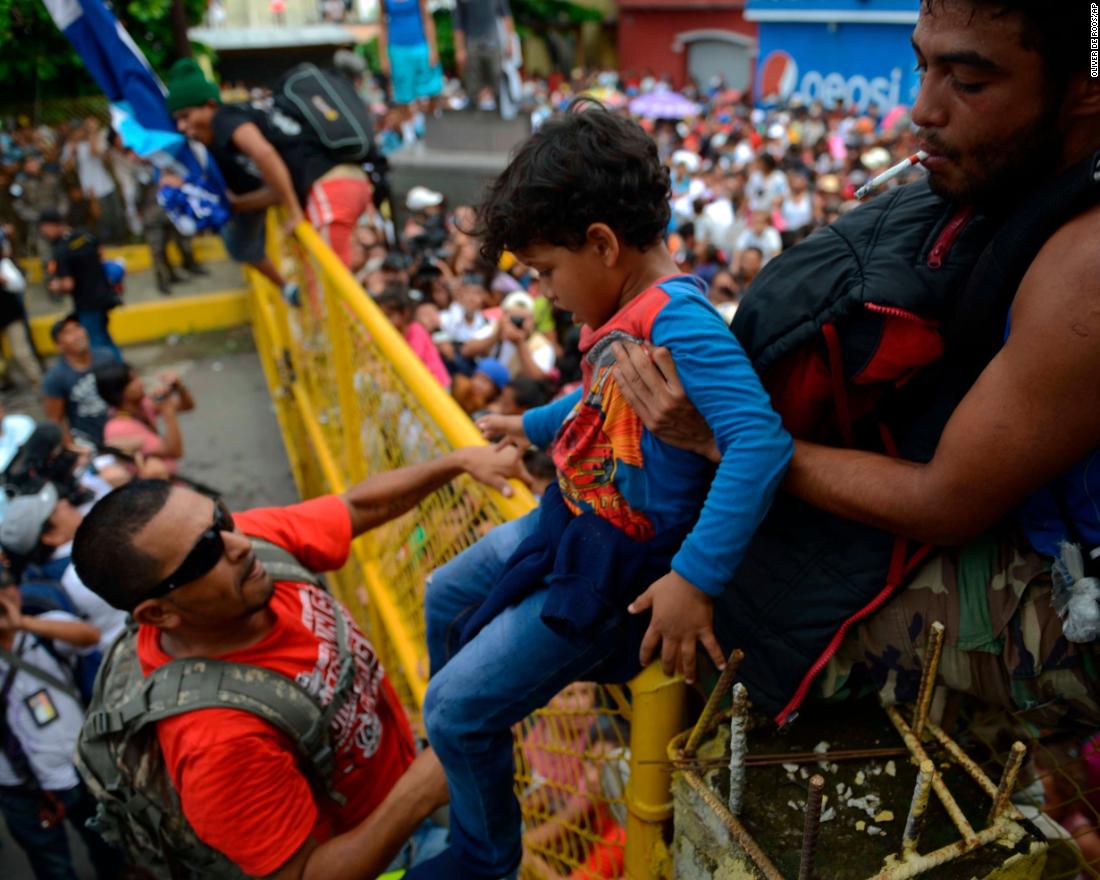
<box><xmin>1</xmin><ymin>483</ymin><xmax>128</xmax><ymax>655</ymax></box>
<box><xmin>463</xmin><ymin>290</ymin><xmax>556</xmax><ymax>382</ymax></box>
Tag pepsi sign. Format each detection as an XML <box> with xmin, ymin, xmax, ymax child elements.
<box><xmin>759</xmin><ymin>49</ymin><xmax>903</xmax><ymax>111</ymax></box>
<box><xmin>754</xmin><ymin>20</ymin><xmax>921</xmax><ymax>111</ymax></box>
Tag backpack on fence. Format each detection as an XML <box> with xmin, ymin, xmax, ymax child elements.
<box><xmin>75</xmin><ymin>539</ymin><xmax>350</xmax><ymax>880</ymax></box>
<box><xmin>721</xmin><ymin>150</ymin><xmax>1100</xmax><ymax>724</ymax></box>
<box><xmin>273</xmin><ymin>63</ymin><xmax>375</xmax><ymax>164</ymax></box>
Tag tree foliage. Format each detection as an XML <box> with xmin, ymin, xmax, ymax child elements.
<box><xmin>0</xmin><ymin>0</ymin><xmax>205</xmax><ymax>102</ymax></box>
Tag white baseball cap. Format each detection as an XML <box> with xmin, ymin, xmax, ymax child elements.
<box><xmin>0</xmin><ymin>482</ymin><xmax>59</xmax><ymax>557</ymax></box>
<box><xmin>406</xmin><ymin>186</ymin><xmax>444</xmax><ymax>211</ymax></box>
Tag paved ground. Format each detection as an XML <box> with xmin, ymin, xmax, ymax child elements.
<box><xmin>23</xmin><ymin>237</ymin><xmax>245</xmax><ymax>320</ymax></box>
<box><xmin>1</xmin><ymin>318</ymin><xmax>298</xmax><ymax>876</ymax></box>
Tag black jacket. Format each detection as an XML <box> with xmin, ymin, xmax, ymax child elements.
<box><xmin>723</xmin><ymin>153</ymin><xmax>1100</xmax><ymax>723</ymax></box>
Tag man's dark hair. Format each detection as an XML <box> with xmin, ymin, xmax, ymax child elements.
<box><xmin>93</xmin><ymin>360</ymin><xmax>133</xmax><ymax>408</ymax></box>
<box><xmin>506</xmin><ymin>377</ymin><xmax>554</xmax><ymax>411</ymax></box>
<box><xmin>476</xmin><ymin>99</ymin><xmax>670</xmax><ymax>263</ymax></box>
<box><xmin>921</xmin><ymin>1</ymin><xmax>1089</xmax><ymax>88</ymax></box>
<box><xmin>72</xmin><ymin>479</ymin><xmax>174</xmax><ymax>610</ymax></box>
<box><xmin>374</xmin><ymin>281</ymin><xmax>414</xmax><ymax>314</ymax></box>
<box><xmin>50</xmin><ymin>313</ymin><xmax>81</xmax><ymax>341</ymax></box>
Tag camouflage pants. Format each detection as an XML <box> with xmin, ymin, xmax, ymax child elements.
<box><xmin>818</xmin><ymin>530</ymin><xmax>1100</xmax><ymax>732</ymax></box>
<box><xmin>145</xmin><ymin>213</ymin><xmax>196</xmax><ymax>289</ymax></box>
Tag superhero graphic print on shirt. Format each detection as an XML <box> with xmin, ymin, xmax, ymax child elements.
<box><xmin>551</xmin><ymin>286</ymin><xmax>673</xmax><ymax>541</ymax></box>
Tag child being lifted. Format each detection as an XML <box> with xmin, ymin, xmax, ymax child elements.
<box><xmin>409</xmin><ymin>102</ymin><xmax>793</xmax><ymax>880</ymax></box>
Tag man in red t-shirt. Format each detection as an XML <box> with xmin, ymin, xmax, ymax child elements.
<box><xmin>71</xmin><ymin>444</ymin><xmax>524</xmax><ymax>879</ymax></box>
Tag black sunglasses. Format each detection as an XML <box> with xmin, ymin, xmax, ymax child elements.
<box><xmin>143</xmin><ymin>502</ymin><xmax>235</xmax><ymax>605</ymax></box>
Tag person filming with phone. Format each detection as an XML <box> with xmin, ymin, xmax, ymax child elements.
<box><xmin>463</xmin><ymin>290</ymin><xmax>556</xmax><ymax>382</ymax></box>
<box><xmin>92</xmin><ymin>361</ymin><xmax>195</xmax><ymax>477</ymax></box>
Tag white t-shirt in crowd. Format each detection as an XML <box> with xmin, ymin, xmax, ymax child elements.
<box><xmin>735</xmin><ymin>227</ymin><xmax>784</xmax><ymax>265</ymax></box>
<box><xmin>73</xmin><ymin>134</ymin><xmax>117</xmax><ymax>198</ymax></box>
<box><xmin>697</xmin><ymin>200</ymin><xmax>744</xmax><ymax>255</ymax></box>
<box><xmin>441</xmin><ymin>303</ymin><xmax>490</xmax><ymax>344</ymax></box>
<box><xmin>0</xmin><ymin>615</ymin><xmax>87</xmax><ymax>790</ymax></box>
<box><xmin>781</xmin><ymin>192</ymin><xmax>814</xmax><ymax>232</ymax></box>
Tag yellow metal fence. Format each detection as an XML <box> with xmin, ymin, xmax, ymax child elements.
<box><xmin>243</xmin><ymin>218</ymin><xmax>1100</xmax><ymax>879</ymax></box>
<box><xmin>247</xmin><ymin>219</ymin><xmax>685</xmax><ymax>879</ymax></box>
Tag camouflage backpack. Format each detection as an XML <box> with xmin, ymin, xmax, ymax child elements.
<box><xmin>75</xmin><ymin>539</ymin><xmax>356</xmax><ymax>880</ymax></box>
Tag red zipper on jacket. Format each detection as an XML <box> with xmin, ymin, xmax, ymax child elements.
<box><xmin>863</xmin><ymin>302</ymin><xmax>939</xmax><ymax>328</ymax></box>
<box><xmin>926</xmin><ymin>206</ymin><xmax>974</xmax><ymax>269</ymax></box>
<box><xmin>774</xmin><ymin>541</ymin><xmax>934</xmax><ymax>727</ymax></box>
<box><xmin>773</xmin><ymin>422</ymin><xmax>931</xmax><ymax>728</ymax></box>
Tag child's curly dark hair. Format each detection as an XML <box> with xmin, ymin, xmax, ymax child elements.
<box><xmin>476</xmin><ymin>99</ymin><xmax>671</xmax><ymax>264</ymax></box>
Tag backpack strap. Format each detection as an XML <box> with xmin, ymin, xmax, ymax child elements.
<box><xmin>85</xmin><ymin>595</ymin><xmax>357</xmax><ymax>805</ymax></box>
<box><xmin>0</xmin><ymin>643</ymin><xmax>83</xmax><ymax>703</ymax></box>
<box><xmin>248</xmin><ymin>537</ymin><xmax>325</xmax><ymax>590</ymax></box>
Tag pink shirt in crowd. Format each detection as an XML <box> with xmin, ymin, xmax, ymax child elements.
<box><xmin>103</xmin><ymin>398</ymin><xmax>178</xmax><ymax>475</ymax></box>
<box><xmin>404</xmin><ymin>321</ymin><xmax>451</xmax><ymax>389</ymax></box>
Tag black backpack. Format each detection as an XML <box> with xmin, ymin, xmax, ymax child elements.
<box><xmin>273</xmin><ymin>63</ymin><xmax>375</xmax><ymax>164</ymax></box>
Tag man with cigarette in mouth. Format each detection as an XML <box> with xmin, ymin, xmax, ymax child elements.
<box><xmin>613</xmin><ymin>0</ymin><xmax>1100</xmax><ymax>730</ymax></box>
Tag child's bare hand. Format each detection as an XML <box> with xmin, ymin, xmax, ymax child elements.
<box><xmin>476</xmin><ymin>413</ymin><xmax>527</xmax><ymax>444</ymax></box>
<box><xmin>629</xmin><ymin>571</ymin><xmax>726</xmax><ymax>684</ymax></box>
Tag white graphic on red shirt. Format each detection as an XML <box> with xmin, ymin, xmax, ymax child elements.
<box><xmin>296</xmin><ymin>587</ymin><xmax>385</xmax><ymax>763</ymax></box>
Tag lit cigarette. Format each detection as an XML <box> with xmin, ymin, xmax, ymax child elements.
<box><xmin>855</xmin><ymin>151</ymin><xmax>929</xmax><ymax>200</ymax></box>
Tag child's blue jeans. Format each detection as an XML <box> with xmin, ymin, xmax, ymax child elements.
<box><xmin>423</xmin><ymin>510</ymin><xmax>632</xmax><ymax>878</ymax></box>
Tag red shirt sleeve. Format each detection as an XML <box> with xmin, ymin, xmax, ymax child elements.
<box><xmin>167</xmin><ymin>714</ymin><xmax>321</xmax><ymax>876</ymax></box>
<box><xmin>235</xmin><ymin>495</ymin><xmax>352</xmax><ymax>573</ymax></box>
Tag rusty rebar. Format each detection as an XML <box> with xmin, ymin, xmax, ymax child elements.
<box><xmin>682</xmin><ymin>770</ymin><xmax>785</xmax><ymax>880</ymax></box>
<box><xmin>655</xmin><ymin>745</ymin><xmax>911</xmax><ymax>769</ymax></box>
<box><xmin>798</xmin><ymin>774</ymin><xmax>826</xmax><ymax>880</ymax></box>
<box><xmin>868</xmin><ymin>822</ymin><xmax>1025</xmax><ymax>880</ymax></box>
<box><xmin>884</xmin><ymin>704</ymin><xmax>977</xmax><ymax>842</ymax></box>
<box><xmin>988</xmin><ymin>742</ymin><xmax>1027</xmax><ymax>825</ymax></box>
<box><xmin>901</xmin><ymin>760</ymin><xmax>935</xmax><ymax>859</ymax></box>
<box><xmin>912</xmin><ymin>621</ymin><xmax>945</xmax><ymax>736</ymax></box>
<box><xmin>728</xmin><ymin>683</ymin><xmax>749</xmax><ymax>816</ymax></box>
<box><xmin>682</xmin><ymin>648</ymin><xmax>745</xmax><ymax>758</ymax></box>
<box><xmin>922</xmin><ymin>721</ymin><xmax>997</xmax><ymax>798</ymax></box>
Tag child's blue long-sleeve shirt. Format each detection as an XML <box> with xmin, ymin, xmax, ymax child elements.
<box><xmin>522</xmin><ymin>275</ymin><xmax>792</xmax><ymax>596</ymax></box>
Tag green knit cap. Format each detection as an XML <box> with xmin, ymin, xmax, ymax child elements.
<box><xmin>165</xmin><ymin>58</ymin><xmax>221</xmax><ymax>113</ymax></box>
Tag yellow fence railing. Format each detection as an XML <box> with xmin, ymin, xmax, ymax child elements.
<box><xmin>247</xmin><ymin>218</ymin><xmax>686</xmax><ymax>880</ymax></box>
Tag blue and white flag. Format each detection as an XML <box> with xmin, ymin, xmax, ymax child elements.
<box><xmin>42</xmin><ymin>0</ymin><xmax>229</xmax><ymax>233</ymax></box>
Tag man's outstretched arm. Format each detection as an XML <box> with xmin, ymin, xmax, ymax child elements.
<box><xmin>340</xmin><ymin>443</ymin><xmax>523</xmax><ymax>537</ymax></box>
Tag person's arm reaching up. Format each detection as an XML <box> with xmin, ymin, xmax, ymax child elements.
<box><xmin>340</xmin><ymin>443</ymin><xmax>524</xmax><ymax>537</ymax></box>
<box><xmin>0</xmin><ymin>593</ymin><xmax>100</xmax><ymax>649</ymax></box>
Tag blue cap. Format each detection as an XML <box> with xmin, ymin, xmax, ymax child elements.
<box><xmin>475</xmin><ymin>358</ymin><xmax>510</xmax><ymax>391</ymax></box>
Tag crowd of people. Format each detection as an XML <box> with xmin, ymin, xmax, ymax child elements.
<box><xmin>2</xmin><ymin>0</ymin><xmax>1100</xmax><ymax>878</ymax></box>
